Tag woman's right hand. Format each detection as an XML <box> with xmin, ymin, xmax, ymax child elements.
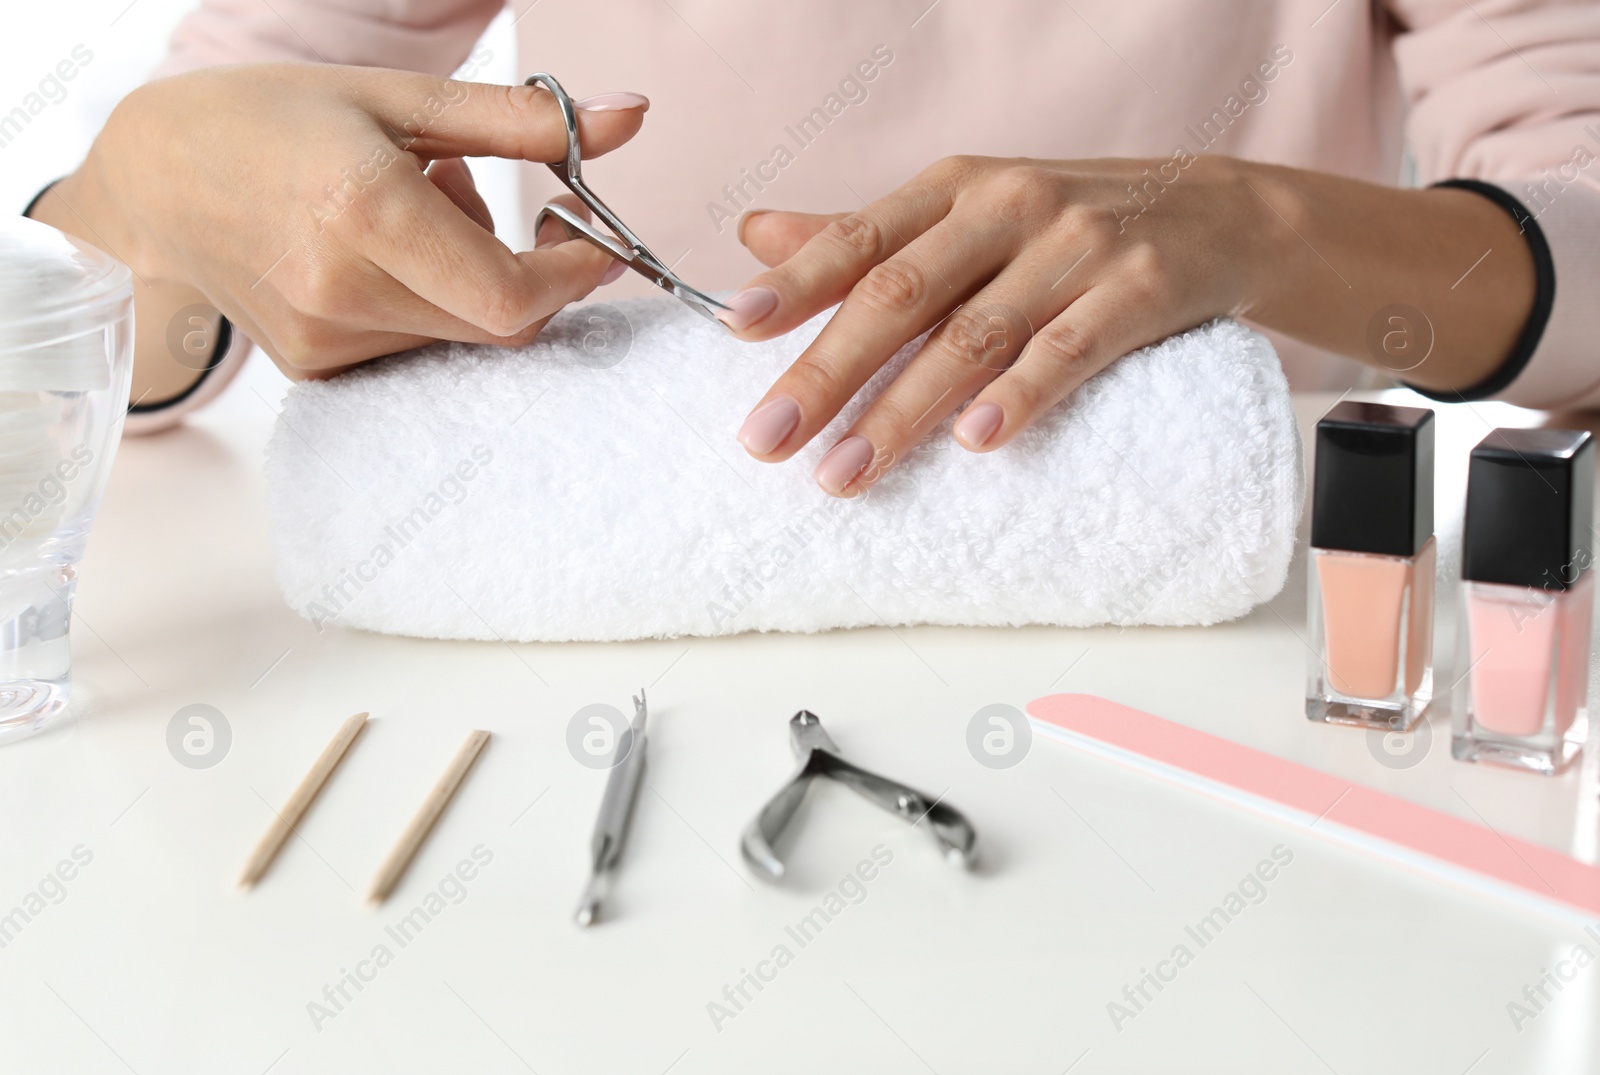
<box><xmin>31</xmin><ymin>63</ymin><xmax>648</xmax><ymax>383</ymax></box>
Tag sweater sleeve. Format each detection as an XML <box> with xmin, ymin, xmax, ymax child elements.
<box><xmin>152</xmin><ymin>0</ymin><xmax>504</xmax><ymax>80</ymax></box>
<box><xmin>1390</xmin><ymin>0</ymin><xmax>1600</xmax><ymax>409</ymax></box>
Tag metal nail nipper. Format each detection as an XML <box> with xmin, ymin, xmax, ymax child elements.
<box><xmin>741</xmin><ymin>711</ymin><xmax>979</xmax><ymax>881</ymax></box>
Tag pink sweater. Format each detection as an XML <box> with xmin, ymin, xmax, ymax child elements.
<box><xmin>156</xmin><ymin>0</ymin><xmax>1600</xmax><ymax>406</ymax></box>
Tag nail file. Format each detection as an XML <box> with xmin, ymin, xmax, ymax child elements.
<box><xmin>1028</xmin><ymin>693</ymin><xmax>1600</xmax><ymax>921</ymax></box>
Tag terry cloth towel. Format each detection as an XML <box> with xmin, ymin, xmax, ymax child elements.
<box><xmin>264</xmin><ymin>298</ymin><xmax>1303</xmax><ymax>642</ymax></box>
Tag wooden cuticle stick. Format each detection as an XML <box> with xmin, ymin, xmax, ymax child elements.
<box><xmin>239</xmin><ymin>712</ymin><xmax>370</xmax><ymax>890</ymax></box>
<box><xmin>367</xmin><ymin>729</ymin><xmax>491</xmax><ymax>905</ymax></box>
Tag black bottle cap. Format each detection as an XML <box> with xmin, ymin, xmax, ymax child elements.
<box><xmin>1462</xmin><ymin>428</ymin><xmax>1594</xmax><ymax>590</ymax></box>
<box><xmin>1311</xmin><ymin>401</ymin><xmax>1434</xmax><ymax>556</ymax></box>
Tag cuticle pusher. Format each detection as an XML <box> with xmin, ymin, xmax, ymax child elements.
<box><xmin>575</xmin><ymin>689</ymin><xmax>649</xmax><ymax>927</ymax></box>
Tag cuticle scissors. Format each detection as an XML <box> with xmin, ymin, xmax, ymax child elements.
<box><xmin>524</xmin><ymin>73</ymin><xmax>732</xmax><ymax>324</ymax></box>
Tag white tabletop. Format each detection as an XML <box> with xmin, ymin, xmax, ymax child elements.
<box><xmin>1</xmin><ymin>389</ymin><xmax>1597</xmax><ymax>1074</ymax></box>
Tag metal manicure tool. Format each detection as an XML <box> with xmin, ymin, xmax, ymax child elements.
<box><xmin>741</xmin><ymin>711</ymin><xmax>979</xmax><ymax>881</ymax></box>
<box><xmin>575</xmin><ymin>690</ymin><xmax>649</xmax><ymax>927</ymax></box>
<box><xmin>524</xmin><ymin>73</ymin><xmax>732</xmax><ymax>324</ymax></box>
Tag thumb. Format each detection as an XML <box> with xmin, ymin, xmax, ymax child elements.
<box><xmin>739</xmin><ymin>210</ymin><xmax>846</xmax><ymax>267</ymax></box>
<box><xmin>347</xmin><ymin>68</ymin><xmax>648</xmax><ymax>165</ymax></box>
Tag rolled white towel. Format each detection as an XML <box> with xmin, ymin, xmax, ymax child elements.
<box><xmin>265</xmin><ymin>298</ymin><xmax>1303</xmax><ymax>642</ymax></box>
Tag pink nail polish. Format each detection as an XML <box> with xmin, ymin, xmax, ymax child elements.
<box><xmin>1454</xmin><ymin>428</ymin><xmax>1595</xmax><ymax>775</ymax></box>
<box><xmin>600</xmin><ymin>259</ymin><xmax>626</xmax><ymax>285</ymax></box>
<box><xmin>955</xmin><ymin>402</ymin><xmax>1004</xmax><ymax>449</ymax></box>
<box><xmin>1307</xmin><ymin>403</ymin><xmax>1436</xmax><ymax>732</ymax></box>
<box><xmin>814</xmin><ymin>436</ymin><xmax>875</xmax><ymax>495</ymax></box>
<box><xmin>715</xmin><ymin>287</ymin><xmax>779</xmax><ymax>332</ymax></box>
<box><xmin>573</xmin><ymin>92</ymin><xmax>650</xmax><ymax>112</ymax></box>
<box><xmin>738</xmin><ymin>396</ymin><xmax>801</xmax><ymax>456</ymax></box>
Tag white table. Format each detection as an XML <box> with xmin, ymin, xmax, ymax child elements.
<box><xmin>1</xmin><ymin>391</ymin><xmax>1596</xmax><ymax>1074</ymax></box>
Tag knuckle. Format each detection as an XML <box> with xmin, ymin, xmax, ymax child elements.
<box><xmin>941</xmin><ymin>307</ymin><xmax>1021</xmax><ymax>372</ymax></box>
<box><xmin>1122</xmin><ymin>240</ymin><xmax>1170</xmax><ymax>295</ymax></box>
<box><xmin>925</xmin><ymin>154</ymin><xmax>981</xmax><ymax>189</ymax></box>
<box><xmin>477</xmin><ymin>277</ymin><xmax>537</xmax><ymax>336</ymax></box>
<box><xmin>1027</xmin><ymin>322</ymin><xmax>1097</xmax><ymax>378</ymax></box>
<box><xmin>501</xmin><ymin>83</ymin><xmax>551</xmax><ymax>132</ymax></box>
<box><xmin>864</xmin><ymin>396</ymin><xmax>921</xmax><ymax>438</ymax></box>
<box><xmin>820</xmin><ymin>214</ymin><xmax>884</xmax><ymax>262</ymax></box>
<box><xmin>784</xmin><ymin>354</ymin><xmax>847</xmax><ymax>403</ymax></box>
<box><xmin>283</xmin><ymin>260</ymin><xmax>349</xmax><ymax>321</ymax></box>
<box><xmin>984</xmin><ymin>167</ymin><xmax>1052</xmax><ymax>223</ymax></box>
<box><xmin>1062</xmin><ymin>203</ymin><xmax>1122</xmax><ymax>246</ymax></box>
<box><xmin>855</xmin><ymin>259</ymin><xmax>929</xmax><ymax>314</ymax></box>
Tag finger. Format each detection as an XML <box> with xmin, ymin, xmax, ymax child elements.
<box><xmin>739</xmin><ymin>210</ymin><xmax>843</xmax><ymax>267</ymax></box>
<box><xmin>956</xmin><ymin>286</ymin><xmax>1150</xmax><ymax>452</ymax></box>
<box><xmin>533</xmin><ymin>194</ymin><xmax>625</xmax><ymax>285</ymax></box>
<box><xmin>253</xmin><ymin>246</ymin><xmax>578</xmax><ymax>375</ymax></box>
<box><xmin>736</xmin><ymin>219</ymin><xmax>1009</xmax><ymax>466</ymax></box>
<box><xmin>227</xmin><ymin>293</ymin><xmax>436</xmax><ymax>380</ymax></box>
<box><xmin>309</xmin><ymin>261</ymin><xmax>564</xmax><ymax>350</ymax></box>
<box><xmin>426</xmin><ymin>157</ymin><xmax>494</xmax><ymax>232</ymax></box>
<box><xmin>346</xmin><ymin>70</ymin><xmax>648</xmax><ymax>164</ymax></box>
<box><xmin>356</xmin><ymin>161</ymin><xmax>613</xmax><ymax>335</ymax></box>
<box><xmin>534</xmin><ymin>192</ymin><xmax>594</xmax><ymax>246</ymax></box>
<box><xmin>817</xmin><ymin>267</ymin><xmax>1078</xmax><ymax>490</ymax></box>
<box><xmin>246</xmin><ymin>283</ymin><xmax>548</xmax><ymax>375</ymax></box>
<box><xmin>716</xmin><ymin>175</ymin><xmax>957</xmax><ymax>339</ymax></box>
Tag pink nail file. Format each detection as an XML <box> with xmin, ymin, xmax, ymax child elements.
<box><xmin>1028</xmin><ymin>693</ymin><xmax>1600</xmax><ymax>920</ymax></box>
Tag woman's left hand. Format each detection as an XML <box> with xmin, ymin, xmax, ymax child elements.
<box><xmin>721</xmin><ymin>154</ymin><xmax>1265</xmax><ymax>496</ymax></box>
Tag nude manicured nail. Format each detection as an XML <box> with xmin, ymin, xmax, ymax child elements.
<box><xmin>600</xmin><ymin>259</ymin><xmax>626</xmax><ymax>285</ymax></box>
<box><xmin>814</xmin><ymin>436</ymin><xmax>875</xmax><ymax>495</ymax></box>
<box><xmin>716</xmin><ymin>287</ymin><xmax>779</xmax><ymax>331</ymax></box>
<box><xmin>573</xmin><ymin>92</ymin><xmax>650</xmax><ymax>112</ymax></box>
<box><xmin>955</xmin><ymin>402</ymin><xmax>1004</xmax><ymax>449</ymax></box>
<box><xmin>736</xmin><ymin>209</ymin><xmax>772</xmax><ymax>244</ymax></box>
<box><xmin>738</xmin><ymin>396</ymin><xmax>801</xmax><ymax>455</ymax></box>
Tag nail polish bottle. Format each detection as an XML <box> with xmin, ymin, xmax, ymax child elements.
<box><xmin>1306</xmin><ymin>402</ymin><xmax>1436</xmax><ymax>730</ymax></box>
<box><xmin>1452</xmin><ymin>428</ymin><xmax>1595</xmax><ymax>775</ymax></box>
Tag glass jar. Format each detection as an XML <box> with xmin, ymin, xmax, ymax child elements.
<box><xmin>0</xmin><ymin>215</ymin><xmax>133</xmax><ymax>740</ymax></box>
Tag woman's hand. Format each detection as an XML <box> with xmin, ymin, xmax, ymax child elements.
<box><xmin>723</xmin><ymin>155</ymin><xmax>1262</xmax><ymax>495</ymax></box>
<box><xmin>32</xmin><ymin>64</ymin><xmax>649</xmax><ymax>384</ymax></box>
<box><xmin>724</xmin><ymin>154</ymin><xmax>1534</xmax><ymax>497</ymax></box>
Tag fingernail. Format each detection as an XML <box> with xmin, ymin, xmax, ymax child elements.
<box><xmin>716</xmin><ymin>286</ymin><xmax>779</xmax><ymax>331</ymax></box>
<box><xmin>737</xmin><ymin>395</ymin><xmax>801</xmax><ymax>456</ymax></box>
<box><xmin>736</xmin><ymin>209</ymin><xmax>772</xmax><ymax>245</ymax></box>
<box><xmin>600</xmin><ymin>259</ymin><xmax>626</xmax><ymax>285</ymax></box>
<box><xmin>814</xmin><ymin>435</ymin><xmax>875</xmax><ymax>495</ymax></box>
<box><xmin>955</xmin><ymin>402</ymin><xmax>1004</xmax><ymax>449</ymax></box>
<box><xmin>574</xmin><ymin>92</ymin><xmax>650</xmax><ymax>112</ymax></box>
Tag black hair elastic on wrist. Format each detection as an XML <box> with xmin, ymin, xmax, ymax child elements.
<box><xmin>22</xmin><ymin>178</ymin><xmax>62</xmax><ymax>218</ymax></box>
<box><xmin>128</xmin><ymin>315</ymin><xmax>232</xmax><ymax>415</ymax></box>
<box><xmin>1402</xmin><ymin>178</ymin><xmax>1555</xmax><ymax>403</ymax></box>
